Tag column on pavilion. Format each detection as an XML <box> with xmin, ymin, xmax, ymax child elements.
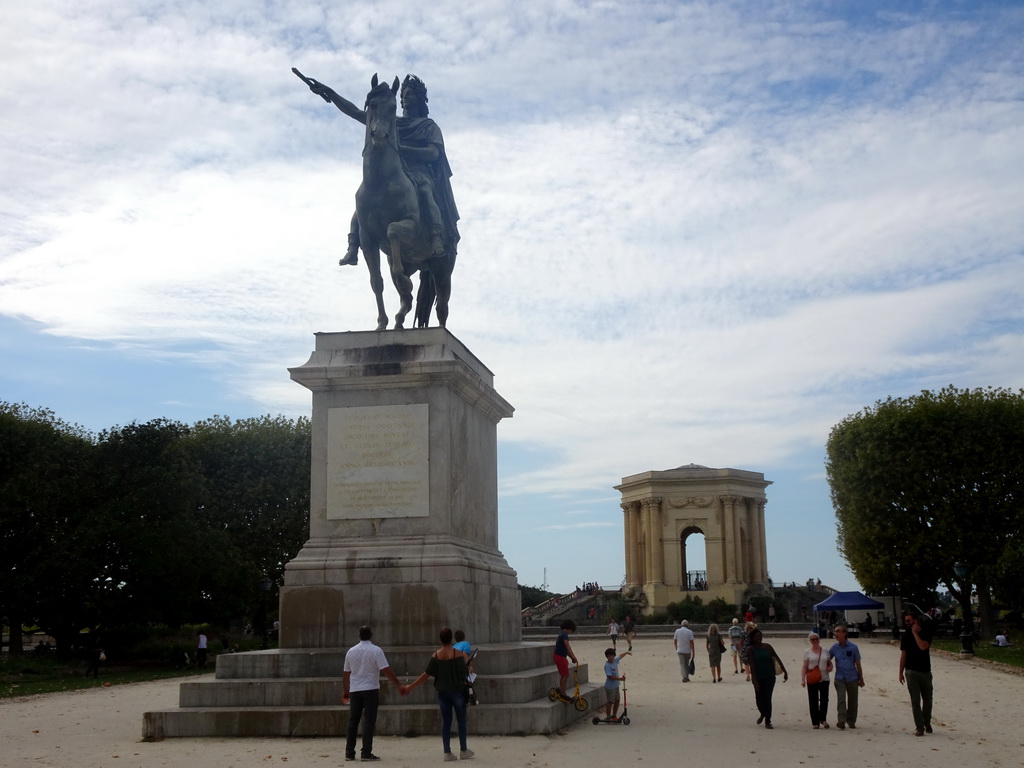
<box><xmin>746</xmin><ymin>498</ymin><xmax>762</xmax><ymax>585</ymax></box>
<box><xmin>644</xmin><ymin>496</ymin><xmax>664</xmax><ymax>585</ymax></box>
<box><xmin>732</xmin><ymin>497</ymin><xmax>744</xmax><ymax>585</ymax></box>
<box><xmin>641</xmin><ymin>497</ymin><xmax>653</xmax><ymax>585</ymax></box>
<box><xmin>720</xmin><ymin>495</ymin><xmax>734</xmax><ymax>583</ymax></box>
<box><xmin>756</xmin><ymin>498</ymin><xmax>769</xmax><ymax>584</ymax></box>
<box><xmin>623</xmin><ymin>501</ymin><xmax>642</xmax><ymax>587</ymax></box>
<box><xmin>737</xmin><ymin>495</ymin><xmax>751</xmax><ymax>584</ymax></box>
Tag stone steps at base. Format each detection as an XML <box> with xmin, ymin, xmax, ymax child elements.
<box><xmin>179</xmin><ymin>665</ymin><xmax>585</xmax><ymax>708</ymax></box>
<box><xmin>144</xmin><ymin>684</ymin><xmax>606</xmax><ymax>740</ymax></box>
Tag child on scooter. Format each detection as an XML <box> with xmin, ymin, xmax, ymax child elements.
<box><xmin>604</xmin><ymin>647</ymin><xmax>631</xmax><ymax>719</ymax></box>
<box><xmin>553</xmin><ymin>620</ymin><xmax>578</xmax><ymax>701</ymax></box>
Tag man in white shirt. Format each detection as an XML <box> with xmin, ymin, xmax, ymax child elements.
<box><xmin>343</xmin><ymin>625</ymin><xmax>405</xmax><ymax>761</ymax></box>
<box><xmin>673</xmin><ymin>620</ymin><xmax>696</xmax><ymax>682</ymax></box>
<box><xmin>607</xmin><ymin>619</ymin><xmax>621</xmax><ymax>650</ymax></box>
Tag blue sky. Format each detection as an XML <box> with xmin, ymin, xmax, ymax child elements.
<box><xmin>3</xmin><ymin>0</ymin><xmax>1023</xmax><ymax>595</ymax></box>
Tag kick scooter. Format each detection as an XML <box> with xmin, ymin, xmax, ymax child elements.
<box><xmin>592</xmin><ymin>675</ymin><xmax>630</xmax><ymax>725</ymax></box>
<box><xmin>548</xmin><ymin>663</ymin><xmax>589</xmax><ymax>711</ymax></box>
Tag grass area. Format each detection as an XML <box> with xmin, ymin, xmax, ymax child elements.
<box><xmin>931</xmin><ymin>638</ymin><xmax>1024</xmax><ymax>669</ymax></box>
<box><xmin>1</xmin><ymin>656</ymin><xmax>213</xmax><ymax>699</ymax></box>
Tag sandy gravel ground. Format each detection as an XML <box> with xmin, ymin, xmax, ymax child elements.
<box><xmin>4</xmin><ymin>635</ymin><xmax>1022</xmax><ymax>768</ymax></box>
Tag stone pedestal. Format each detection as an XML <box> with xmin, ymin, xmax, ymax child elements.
<box><xmin>280</xmin><ymin>329</ymin><xmax>520</xmax><ymax>647</ymax></box>
<box><xmin>141</xmin><ymin>329</ymin><xmax>602</xmax><ymax>739</ymax></box>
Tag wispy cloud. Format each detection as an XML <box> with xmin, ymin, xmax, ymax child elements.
<box><xmin>2</xmin><ymin>1</ymin><xmax>1022</xmax><ymax>593</ymax></box>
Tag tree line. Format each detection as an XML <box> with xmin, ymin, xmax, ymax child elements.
<box><xmin>1</xmin><ymin>403</ymin><xmax>311</xmax><ymax>655</ymax></box>
<box><xmin>827</xmin><ymin>386</ymin><xmax>1024</xmax><ymax>637</ymax></box>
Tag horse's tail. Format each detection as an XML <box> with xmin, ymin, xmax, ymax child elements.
<box><xmin>414</xmin><ymin>272</ymin><xmax>436</xmax><ymax>328</ymax></box>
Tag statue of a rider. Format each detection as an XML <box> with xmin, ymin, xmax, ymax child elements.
<box><xmin>301</xmin><ymin>74</ymin><xmax>460</xmax><ymax>267</ymax></box>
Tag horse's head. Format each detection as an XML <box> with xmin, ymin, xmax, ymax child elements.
<box><xmin>365</xmin><ymin>74</ymin><xmax>400</xmax><ymax>149</ymax></box>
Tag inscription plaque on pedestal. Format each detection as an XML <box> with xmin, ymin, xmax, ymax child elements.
<box><xmin>326</xmin><ymin>403</ymin><xmax>429</xmax><ymax>519</ymax></box>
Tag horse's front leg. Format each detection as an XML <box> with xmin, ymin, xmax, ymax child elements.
<box><xmin>362</xmin><ymin>245</ymin><xmax>388</xmax><ymax>331</ymax></box>
<box><xmin>386</xmin><ymin>220</ymin><xmax>415</xmax><ymax>329</ymax></box>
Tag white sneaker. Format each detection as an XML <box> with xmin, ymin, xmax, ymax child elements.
<box><xmin>444</xmin><ymin>753</ymin><xmax>457</xmax><ymax>762</ymax></box>
<box><xmin>460</xmin><ymin>750</ymin><xmax>475</xmax><ymax>760</ymax></box>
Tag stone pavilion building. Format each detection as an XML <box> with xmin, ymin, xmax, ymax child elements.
<box><xmin>616</xmin><ymin>463</ymin><xmax>771</xmax><ymax>613</ymax></box>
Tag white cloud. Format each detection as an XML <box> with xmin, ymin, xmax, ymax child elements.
<box><xmin>2</xmin><ymin>0</ymin><xmax>1023</xmax><ymax>592</ymax></box>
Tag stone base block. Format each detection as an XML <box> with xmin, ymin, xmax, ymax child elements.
<box><xmin>144</xmin><ymin>642</ymin><xmax>599</xmax><ymax>739</ymax></box>
<box><xmin>279</xmin><ymin>538</ymin><xmax>520</xmax><ymax>647</ymax></box>
<box><xmin>144</xmin><ymin>689</ymin><xmax>605</xmax><ymax>740</ymax></box>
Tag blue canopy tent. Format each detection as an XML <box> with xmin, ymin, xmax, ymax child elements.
<box><xmin>813</xmin><ymin>591</ymin><xmax>885</xmax><ymax>612</ymax></box>
<box><xmin>813</xmin><ymin>591</ymin><xmax>886</xmax><ymax>637</ymax></box>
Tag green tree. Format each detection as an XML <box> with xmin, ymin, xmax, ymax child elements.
<box><xmin>0</xmin><ymin>403</ymin><xmax>94</xmax><ymax>654</ymax></box>
<box><xmin>826</xmin><ymin>386</ymin><xmax>1024</xmax><ymax>638</ymax></box>
<box><xmin>519</xmin><ymin>584</ymin><xmax>557</xmax><ymax>609</ymax></box>
<box><xmin>186</xmin><ymin>414</ymin><xmax>311</xmax><ymax>622</ymax></box>
<box><xmin>666</xmin><ymin>595</ymin><xmax>707</xmax><ymax>623</ymax></box>
<box><xmin>89</xmin><ymin>419</ymin><xmax>211</xmax><ymax>629</ymax></box>
<box><xmin>706</xmin><ymin>597</ymin><xmax>738</xmax><ymax>624</ymax></box>
<box><xmin>2</xmin><ymin>405</ymin><xmax>314</xmax><ymax>651</ymax></box>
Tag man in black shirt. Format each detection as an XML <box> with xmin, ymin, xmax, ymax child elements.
<box><xmin>624</xmin><ymin>616</ymin><xmax>637</xmax><ymax>652</ymax></box>
<box><xmin>898</xmin><ymin>609</ymin><xmax>934</xmax><ymax>736</ymax></box>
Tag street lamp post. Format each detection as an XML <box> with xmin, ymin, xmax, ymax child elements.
<box><xmin>257</xmin><ymin>576</ymin><xmax>272</xmax><ymax>650</ymax></box>
<box><xmin>953</xmin><ymin>562</ymin><xmax>974</xmax><ymax>656</ymax></box>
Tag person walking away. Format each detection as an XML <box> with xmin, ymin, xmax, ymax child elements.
<box><xmin>624</xmin><ymin>615</ymin><xmax>637</xmax><ymax>652</ymax></box>
<box><xmin>801</xmin><ymin>632</ymin><xmax>833</xmax><ymax>728</ymax></box>
<box><xmin>706</xmin><ymin>623</ymin><xmax>725</xmax><ymax>682</ymax></box>
<box><xmin>728</xmin><ymin>618</ymin><xmax>744</xmax><ymax>674</ymax></box>
<box><xmin>673</xmin><ymin>620</ymin><xmax>695</xmax><ymax>682</ymax></box>
<box><xmin>342</xmin><ymin>625</ymin><xmax>405</xmax><ymax>761</ymax></box>
<box><xmin>740</xmin><ymin>621</ymin><xmax>757</xmax><ymax>681</ymax></box>
<box><xmin>196</xmin><ymin>632</ymin><xmax>208</xmax><ymax>669</ymax></box>
<box><xmin>84</xmin><ymin>634</ymin><xmax>103</xmax><ymax>679</ymax></box>
<box><xmin>747</xmin><ymin>628</ymin><xmax>787</xmax><ymax>728</ymax></box>
<box><xmin>898</xmin><ymin>610</ymin><xmax>934</xmax><ymax>736</ymax></box>
<box><xmin>607</xmin><ymin>618</ymin><xmax>620</xmax><ymax>651</ymax></box>
<box><xmin>405</xmin><ymin>627</ymin><xmax>474</xmax><ymax>761</ymax></box>
<box><xmin>603</xmin><ymin>647</ymin><xmax>631</xmax><ymax>720</ymax></box>
<box><xmin>828</xmin><ymin>625</ymin><xmax>865</xmax><ymax>729</ymax></box>
<box><xmin>553</xmin><ymin>620</ymin><xmax>578</xmax><ymax>702</ymax></box>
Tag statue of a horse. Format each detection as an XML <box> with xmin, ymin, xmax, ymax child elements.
<box><xmin>357</xmin><ymin>75</ymin><xmax>453</xmax><ymax>330</ymax></box>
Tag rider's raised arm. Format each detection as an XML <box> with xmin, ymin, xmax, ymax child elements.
<box><xmin>307</xmin><ymin>78</ymin><xmax>366</xmax><ymax>124</ymax></box>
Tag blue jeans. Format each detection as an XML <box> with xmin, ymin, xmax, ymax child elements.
<box><xmin>437</xmin><ymin>689</ymin><xmax>468</xmax><ymax>753</ymax></box>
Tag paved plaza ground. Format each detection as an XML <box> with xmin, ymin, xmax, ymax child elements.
<box><xmin>3</xmin><ymin>635</ymin><xmax>1021</xmax><ymax>767</ymax></box>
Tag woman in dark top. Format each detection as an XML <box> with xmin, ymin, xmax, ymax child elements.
<box><xmin>746</xmin><ymin>628</ymin><xmax>788</xmax><ymax>729</ymax></box>
<box><xmin>406</xmin><ymin>627</ymin><xmax>474</xmax><ymax>761</ymax></box>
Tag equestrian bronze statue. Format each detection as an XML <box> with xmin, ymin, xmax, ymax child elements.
<box><xmin>295</xmin><ymin>69</ymin><xmax>460</xmax><ymax>330</ymax></box>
